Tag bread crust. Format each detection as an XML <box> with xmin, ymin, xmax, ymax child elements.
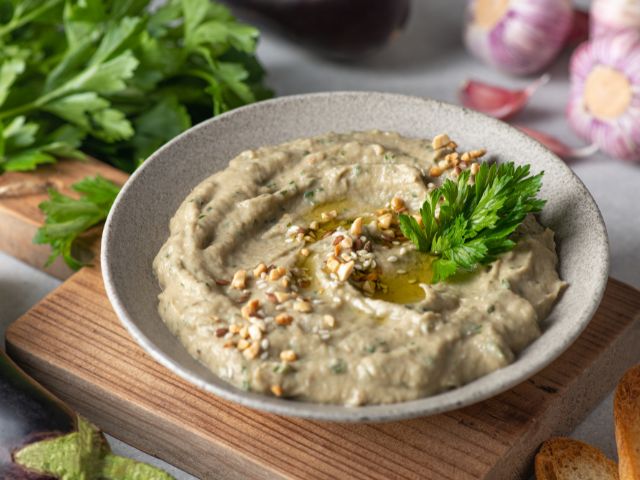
<box><xmin>615</xmin><ymin>364</ymin><xmax>640</xmax><ymax>480</ymax></box>
<box><xmin>535</xmin><ymin>437</ymin><xmax>619</xmax><ymax>480</ymax></box>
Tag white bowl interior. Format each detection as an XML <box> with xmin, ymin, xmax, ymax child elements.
<box><xmin>102</xmin><ymin>92</ymin><xmax>609</xmax><ymax>422</ymax></box>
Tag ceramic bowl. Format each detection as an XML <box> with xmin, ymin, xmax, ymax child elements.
<box><xmin>102</xmin><ymin>92</ymin><xmax>609</xmax><ymax>422</ymax></box>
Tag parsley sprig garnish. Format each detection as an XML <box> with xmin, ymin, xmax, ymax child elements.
<box><xmin>399</xmin><ymin>162</ymin><xmax>545</xmax><ymax>283</ymax></box>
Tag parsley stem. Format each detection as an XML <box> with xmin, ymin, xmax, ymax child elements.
<box><xmin>0</xmin><ymin>0</ymin><xmax>64</xmax><ymax>38</ymax></box>
<box><xmin>0</xmin><ymin>101</ymin><xmax>38</xmax><ymax>121</ymax></box>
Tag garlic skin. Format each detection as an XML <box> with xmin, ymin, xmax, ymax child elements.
<box><xmin>567</xmin><ymin>33</ymin><xmax>640</xmax><ymax>162</ymax></box>
<box><xmin>464</xmin><ymin>0</ymin><xmax>573</xmax><ymax>76</ymax></box>
<box><xmin>591</xmin><ymin>0</ymin><xmax>640</xmax><ymax>39</ymax></box>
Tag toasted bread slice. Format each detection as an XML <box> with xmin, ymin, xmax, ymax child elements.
<box><xmin>535</xmin><ymin>437</ymin><xmax>619</xmax><ymax>480</ymax></box>
<box><xmin>615</xmin><ymin>364</ymin><xmax>640</xmax><ymax>480</ymax></box>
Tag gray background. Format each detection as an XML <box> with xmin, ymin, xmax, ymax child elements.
<box><xmin>1</xmin><ymin>0</ymin><xmax>638</xmax><ymax>477</ymax></box>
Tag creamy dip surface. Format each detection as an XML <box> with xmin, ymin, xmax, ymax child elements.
<box><xmin>153</xmin><ymin>131</ymin><xmax>566</xmax><ymax>406</ymax></box>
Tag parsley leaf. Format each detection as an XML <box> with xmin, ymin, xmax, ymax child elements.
<box><xmin>399</xmin><ymin>162</ymin><xmax>545</xmax><ymax>283</ymax></box>
<box><xmin>0</xmin><ymin>0</ymin><xmax>270</xmax><ymax>173</ymax></box>
<box><xmin>34</xmin><ymin>176</ymin><xmax>120</xmax><ymax>270</ymax></box>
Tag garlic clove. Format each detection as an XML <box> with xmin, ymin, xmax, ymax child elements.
<box><xmin>459</xmin><ymin>74</ymin><xmax>549</xmax><ymax>121</ymax></box>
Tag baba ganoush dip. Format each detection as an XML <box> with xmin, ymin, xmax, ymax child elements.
<box><xmin>153</xmin><ymin>130</ymin><xmax>566</xmax><ymax>406</ymax></box>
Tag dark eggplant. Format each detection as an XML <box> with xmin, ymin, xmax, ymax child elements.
<box><xmin>222</xmin><ymin>0</ymin><xmax>411</xmax><ymax>58</ymax></box>
<box><xmin>0</xmin><ymin>349</ymin><xmax>173</xmax><ymax>479</ymax></box>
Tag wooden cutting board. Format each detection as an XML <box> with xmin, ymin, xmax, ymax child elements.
<box><xmin>2</xmin><ymin>160</ymin><xmax>640</xmax><ymax>479</ymax></box>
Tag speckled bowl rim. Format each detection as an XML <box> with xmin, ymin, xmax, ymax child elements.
<box><xmin>102</xmin><ymin>91</ymin><xmax>609</xmax><ymax>422</ymax></box>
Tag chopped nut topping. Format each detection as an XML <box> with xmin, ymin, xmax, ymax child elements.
<box><xmin>271</xmin><ymin>385</ymin><xmax>283</xmax><ymax>397</ymax></box>
<box><xmin>411</xmin><ymin>213</ymin><xmax>423</xmax><ymax>226</ymax></box>
<box><xmin>274</xmin><ymin>291</ymin><xmax>291</xmax><ymax>303</ymax></box>
<box><xmin>268</xmin><ymin>266</ymin><xmax>286</xmax><ymax>281</ymax></box>
<box><xmin>470</xmin><ymin>162</ymin><xmax>480</xmax><ymax>175</ymax></box>
<box><xmin>340</xmin><ymin>236</ymin><xmax>353</xmax><ymax>249</ymax></box>
<box><xmin>248</xmin><ymin>325</ymin><xmax>263</xmax><ymax>341</ymax></box>
<box><xmin>293</xmin><ymin>300</ymin><xmax>312</xmax><ymax>313</ymax></box>
<box><xmin>280</xmin><ymin>350</ymin><xmax>298</xmax><ymax>362</ymax></box>
<box><xmin>231</xmin><ymin>270</ymin><xmax>247</xmax><ymax>289</ymax></box>
<box><xmin>223</xmin><ymin>340</ymin><xmax>235</xmax><ymax>349</ymax></box>
<box><xmin>215</xmin><ymin>327</ymin><xmax>228</xmax><ymax>337</ymax></box>
<box><xmin>215</xmin><ymin>278</ymin><xmax>230</xmax><ymax>286</ymax></box>
<box><xmin>337</xmin><ymin>260</ymin><xmax>355</xmax><ymax>282</ymax></box>
<box><xmin>461</xmin><ymin>152</ymin><xmax>471</xmax><ymax>162</ymax></box>
<box><xmin>447</xmin><ymin>141</ymin><xmax>458</xmax><ymax>150</ymax></box>
<box><xmin>241</xmin><ymin>299</ymin><xmax>261</xmax><ymax>319</ymax></box>
<box><xmin>429</xmin><ymin>165</ymin><xmax>443</xmax><ymax>177</ymax></box>
<box><xmin>470</xmin><ymin>149</ymin><xmax>486</xmax><ymax>159</ymax></box>
<box><xmin>432</xmin><ymin>134</ymin><xmax>451</xmax><ymax>150</ymax></box>
<box><xmin>445</xmin><ymin>152</ymin><xmax>460</xmax><ymax>166</ymax></box>
<box><xmin>253</xmin><ymin>263</ymin><xmax>267</xmax><ymax>277</ymax></box>
<box><xmin>326</xmin><ymin>256</ymin><xmax>341</xmax><ymax>273</ymax></box>
<box><xmin>320</xmin><ymin>210</ymin><xmax>338</xmax><ymax>221</ymax></box>
<box><xmin>309</xmin><ymin>220</ymin><xmax>319</xmax><ymax>230</ymax></box>
<box><xmin>391</xmin><ymin>196</ymin><xmax>405</xmax><ymax>212</ymax></box>
<box><xmin>229</xmin><ymin>324</ymin><xmax>240</xmax><ymax>334</ymax></box>
<box><xmin>377</xmin><ymin>213</ymin><xmax>393</xmax><ymax>230</ymax></box>
<box><xmin>300</xmin><ymin>248</ymin><xmax>310</xmax><ymax>257</ymax></box>
<box><xmin>275</xmin><ymin>313</ymin><xmax>293</xmax><ymax>325</ymax></box>
<box><xmin>323</xmin><ymin>314</ymin><xmax>336</xmax><ymax>328</ymax></box>
<box><xmin>243</xmin><ymin>341</ymin><xmax>260</xmax><ymax>359</ymax></box>
<box><xmin>281</xmin><ymin>277</ymin><xmax>290</xmax><ymax>288</ymax></box>
<box><xmin>239</xmin><ymin>326</ymin><xmax>250</xmax><ymax>339</ymax></box>
<box><xmin>350</xmin><ymin>217</ymin><xmax>363</xmax><ymax>236</ymax></box>
<box><xmin>237</xmin><ymin>339</ymin><xmax>250</xmax><ymax>351</ymax></box>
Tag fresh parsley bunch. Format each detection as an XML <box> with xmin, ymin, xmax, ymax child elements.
<box><xmin>399</xmin><ymin>162</ymin><xmax>545</xmax><ymax>283</ymax></box>
<box><xmin>0</xmin><ymin>0</ymin><xmax>271</xmax><ymax>267</ymax></box>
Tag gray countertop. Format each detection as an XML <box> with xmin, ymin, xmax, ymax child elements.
<box><xmin>1</xmin><ymin>0</ymin><xmax>638</xmax><ymax>477</ymax></box>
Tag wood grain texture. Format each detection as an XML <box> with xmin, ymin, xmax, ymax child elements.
<box><xmin>5</xmin><ymin>269</ymin><xmax>640</xmax><ymax>480</ymax></box>
<box><xmin>0</xmin><ymin>159</ymin><xmax>127</xmax><ymax>279</ymax></box>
